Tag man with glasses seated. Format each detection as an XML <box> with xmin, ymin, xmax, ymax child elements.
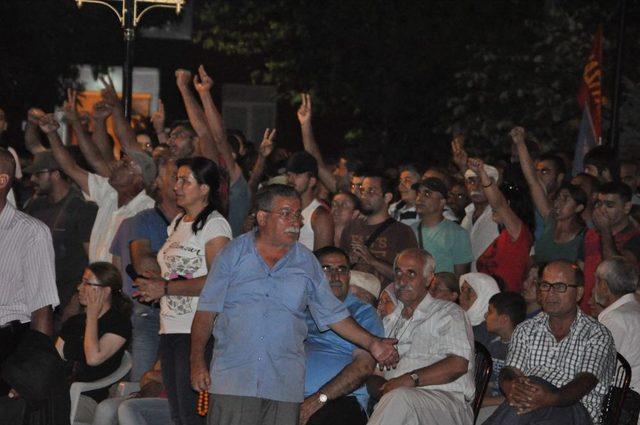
<box><xmin>484</xmin><ymin>260</ymin><xmax>616</xmax><ymax>425</ymax></box>
<box><xmin>299</xmin><ymin>246</ymin><xmax>383</xmax><ymax>425</ymax></box>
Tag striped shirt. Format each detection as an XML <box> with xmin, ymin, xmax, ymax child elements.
<box><xmin>0</xmin><ymin>202</ymin><xmax>59</xmax><ymax>325</ymax></box>
<box><xmin>382</xmin><ymin>293</ymin><xmax>476</xmax><ymax>401</ymax></box>
<box><xmin>507</xmin><ymin>310</ymin><xmax>616</xmax><ymax>423</ymax></box>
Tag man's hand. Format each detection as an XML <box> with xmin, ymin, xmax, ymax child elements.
<box><xmin>351</xmin><ymin>241</ymin><xmax>375</xmax><ymax>265</ymax></box>
<box><xmin>190</xmin><ymin>359</ymin><xmax>211</xmax><ymax>392</ymax></box>
<box><xmin>593</xmin><ymin>208</ymin><xmax>613</xmax><ymax>235</ymax></box>
<box><xmin>369</xmin><ymin>337</ymin><xmax>399</xmax><ymax>370</ymax></box>
<box><xmin>38</xmin><ymin>114</ymin><xmax>60</xmax><ymax>134</ymax></box>
<box><xmin>27</xmin><ymin>108</ymin><xmax>45</xmax><ymax>125</ymax></box>
<box><xmin>92</xmin><ymin>100</ymin><xmax>113</xmax><ymax>121</ymax></box>
<box><xmin>134</xmin><ymin>271</ymin><xmax>166</xmax><ymax>302</ymax></box>
<box><xmin>99</xmin><ymin>75</ymin><xmax>121</xmax><ymax>107</ymax></box>
<box><xmin>175</xmin><ymin>69</ymin><xmax>193</xmax><ymax>90</ymax></box>
<box><xmin>259</xmin><ymin>128</ymin><xmax>276</xmax><ymax>158</ymax></box>
<box><xmin>509</xmin><ymin>377</ymin><xmax>558</xmax><ymax>415</ymax></box>
<box><xmin>299</xmin><ymin>394</ymin><xmax>323</xmax><ymax>425</ymax></box>
<box><xmin>297</xmin><ymin>93</ymin><xmax>312</xmax><ymax>125</ymax></box>
<box><xmin>151</xmin><ymin>99</ymin><xmax>165</xmax><ymax>134</ymax></box>
<box><xmin>193</xmin><ymin>65</ymin><xmax>213</xmax><ymax>93</ymax></box>
<box><xmin>451</xmin><ymin>133</ymin><xmax>468</xmax><ymax>171</ymax></box>
<box><xmin>509</xmin><ymin>126</ymin><xmax>526</xmax><ymax>145</ymax></box>
<box><xmin>381</xmin><ymin>374</ymin><xmax>413</xmax><ymax>395</ymax></box>
<box><xmin>467</xmin><ymin>157</ymin><xmax>484</xmax><ymax>175</ymax></box>
<box><xmin>63</xmin><ymin>88</ymin><xmax>81</xmax><ymax>123</ymax></box>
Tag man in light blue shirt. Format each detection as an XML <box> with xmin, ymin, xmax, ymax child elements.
<box><xmin>301</xmin><ymin>246</ymin><xmax>384</xmax><ymax>425</ymax></box>
<box><xmin>190</xmin><ymin>184</ymin><xmax>399</xmax><ymax>425</ymax></box>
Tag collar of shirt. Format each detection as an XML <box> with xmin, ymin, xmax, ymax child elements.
<box><xmin>118</xmin><ymin>189</ymin><xmax>153</xmax><ymax>214</ymax></box>
<box><xmin>0</xmin><ymin>202</ymin><xmax>16</xmax><ymax>230</ymax></box>
<box><xmin>249</xmin><ymin>229</ymin><xmax>299</xmax><ymax>273</ymax></box>
<box><xmin>598</xmin><ymin>293</ymin><xmax>638</xmax><ymax>322</ymax></box>
<box><xmin>537</xmin><ymin>308</ymin><xmax>588</xmax><ymax>337</ymax></box>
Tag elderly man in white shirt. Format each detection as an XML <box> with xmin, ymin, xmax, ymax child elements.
<box><xmin>461</xmin><ymin>164</ymin><xmax>500</xmax><ymax>271</ymax></box>
<box><xmin>596</xmin><ymin>257</ymin><xmax>640</xmax><ymax>395</ymax></box>
<box><xmin>367</xmin><ymin>248</ymin><xmax>475</xmax><ymax>425</ymax></box>
<box><xmin>38</xmin><ymin>113</ymin><xmax>155</xmax><ymax>262</ymax></box>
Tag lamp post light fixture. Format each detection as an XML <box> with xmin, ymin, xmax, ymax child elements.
<box><xmin>75</xmin><ymin>0</ymin><xmax>185</xmax><ymax>119</ymax></box>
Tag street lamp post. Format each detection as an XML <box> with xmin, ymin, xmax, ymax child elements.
<box><xmin>75</xmin><ymin>0</ymin><xmax>185</xmax><ymax>120</ymax></box>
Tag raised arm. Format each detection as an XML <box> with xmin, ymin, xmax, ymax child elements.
<box><xmin>468</xmin><ymin>157</ymin><xmax>522</xmax><ymax>241</ymax></box>
<box><xmin>151</xmin><ymin>99</ymin><xmax>169</xmax><ymax>146</ymax></box>
<box><xmin>194</xmin><ymin>66</ymin><xmax>239</xmax><ymax>178</ymax></box>
<box><xmin>510</xmin><ymin>126</ymin><xmax>551</xmax><ymax>218</ymax></box>
<box><xmin>25</xmin><ymin>108</ymin><xmax>47</xmax><ymax>154</ymax></box>
<box><xmin>38</xmin><ymin>114</ymin><xmax>89</xmax><ymax>194</ymax></box>
<box><xmin>248</xmin><ymin>128</ymin><xmax>276</xmax><ymax>195</ymax></box>
<box><xmin>175</xmin><ymin>68</ymin><xmax>219</xmax><ymax>164</ymax></box>
<box><xmin>99</xmin><ymin>75</ymin><xmax>143</xmax><ymax>155</ymax></box>
<box><xmin>64</xmin><ymin>89</ymin><xmax>111</xmax><ymax>177</ymax></box>
<box><xmin>451</xmin><ymin>133</ymin><xmax>468</xmax><ymax>174</ymax></box>
<box><xmin>91</xmin><ymin>100</ymin><xmax>116</xmax><ymax>166</ymax></box>
<box><xmin>297</xmin><ymin>93</ymin><xmax>337</xmax><ymax>192</ymax></box>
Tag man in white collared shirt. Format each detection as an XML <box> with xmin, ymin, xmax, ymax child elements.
<box><xmin>461</xmin><ymin>165</ymin><xmax>500</xmax><ymax>271</ymax></box>
<box><xmin>596</xmin><ymin>257</ymin><xmax>640</xmax><ymax>394</ymax></box>
<box><xmin>367</xmin><ymin>248</ymin><xmax>475</xmax><ymax>425</ymax></box>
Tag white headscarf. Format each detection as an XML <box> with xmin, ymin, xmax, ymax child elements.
<box><xmin>460</xmin><ymin>272</ymin><xmax>500</xmax><ymax>326</ymax></box>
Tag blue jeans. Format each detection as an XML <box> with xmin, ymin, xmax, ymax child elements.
<box><xmin>118</xmin><ymin>397</ymin><xmax>172</xmax><ymax>425</ymax></box>
<box><xmin>159</xmin><ymin>334</ymin><xmax>213</xmax><ymax>425</ymax></box>
<box><xmin>130</xmin><ymin>303</ymin><xmax>160</xmax><ymax>382</ymax></box>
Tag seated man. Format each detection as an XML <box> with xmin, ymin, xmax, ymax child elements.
<box><xmin>301</xmin><ymin>247</ymin><xmax>384</xmax><ymax>425</ymax></box>
<box><xmin>595</xmin><ymin>257</ymin><xmax>640</xmax><ymax>424</ymax></box>
<box><xmin>485</xmin><ymin>260</ymin><xmax>616</xmax><ymax>425</ymax></box>
<box><xmin>367</xmin><ymin>248</ymin><xmax>475</xmax><ymax>425</ymax></box>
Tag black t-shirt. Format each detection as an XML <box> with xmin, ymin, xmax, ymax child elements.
<box><xmin>26</xmin><ymin>188</ymin><xmax>97</xmax><ymax>308</ymax></box>
<box><xmin>59</xmin><ymin>308</ymin><xmax>132</xmax><ymax>401</ymax></box>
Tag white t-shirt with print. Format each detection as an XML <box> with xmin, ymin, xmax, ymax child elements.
<box><xmin>158</xmin><ymin>211</ymin><xmax>232</xmax><ymax>334</ymax></box>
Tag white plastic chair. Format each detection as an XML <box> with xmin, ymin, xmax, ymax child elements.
<box><xmin>69</xmin><ymin>350</ymin><xmax>132</xmax><ymax>425</ymax></box>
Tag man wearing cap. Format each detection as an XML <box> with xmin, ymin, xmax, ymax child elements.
<box><xmin>412</xmin><ymin>177</ymin><xmax>472</xmax><ymax>278</ymax></box>
<box><xmin>38</xmin><ymin>113</ymin><xmax>155</xmax><ymax>262</ymax></box>
<box><xmin>349</xmin><ymin>270</ymin><xmax>381</xmax><ymax>306</ymax></box>
<box><xmin>287</xmin><ymin>151</ymin><xmax>334</xmax><ymax>251</ymax></box>
<box><xmin>300</xmin><ymin>246</ymin><xmax>384</xmax><ymax>425</ymax></box>
<box><xmin>24</xmin><ymin>150</ymin><xmax>97</xmax><ymax>313</ymax></box>
<box><xmin>461</xmin><ymin>164</ymin><xmax>500</xmax><ymax>271</ymax></box>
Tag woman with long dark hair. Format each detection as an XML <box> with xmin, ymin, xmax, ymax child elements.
<box><xmin>468</xmin><ymin>158</ymin><xmax>534</xmax><ymax>292</ymax></box>
<box><xmin>135</xmin><ymin>156</ymin><xmax>231</xmax><ymax>425</ymax></box>
<box><xmin>56</xmin><ymin>262</ymin><xmax>132</xmax><ymax>420</ymax></box>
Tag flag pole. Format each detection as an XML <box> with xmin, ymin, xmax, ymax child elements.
<box><xmin>609</xmin><ymin>0</ymin><xmax>628</xmax><ymax>154</ymax></box>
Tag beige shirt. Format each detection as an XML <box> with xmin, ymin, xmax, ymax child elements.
<box><xmin>383</xmin><ymin>293</ymin><xmax>475</xmax><ymax>401</ymax></box>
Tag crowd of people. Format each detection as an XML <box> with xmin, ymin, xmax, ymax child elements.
<box><xmin>1</xmin><ymin>64</ymin><xmax>639</xmax><ymax>425</ymax></box>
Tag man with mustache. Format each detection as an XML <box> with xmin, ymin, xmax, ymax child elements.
<box><xmin>190</xmin><ymin>184</ymin><xmax>399</xmax><ymax>425</ymax></box>
<box><xmin>298</xmin><ymin>246</ymin><xmax>383</xmax><ymax>425</ymax></box>
<box><xmin>461</xmin><ymin>164</ymin><xmax>500</xmax><ymax>271</ymax></box>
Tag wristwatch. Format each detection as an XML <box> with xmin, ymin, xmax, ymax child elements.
<box><xmin>318</xmin><ymin>393</ymin><xmax>328</xmax><ymax>404</ymax></box>
<box><xmin>409</xmin><ymin>373</ymin><xmax>420</xmax><ymax>387</ymax></box>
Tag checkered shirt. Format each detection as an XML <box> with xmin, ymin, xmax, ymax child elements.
<box><xmin>507</xmin><ymin>309</ymin><xmax>616</xmax><ymax>424</ymax></box>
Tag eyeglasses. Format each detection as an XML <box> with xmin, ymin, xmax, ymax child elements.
<box><xmin>350</xmin><ymin>183</ymin><xmax>362</xmax><ymax>190</ymax></box>
<box><xmin>262</xmin><ymin>208</ymin><xmax>303</xmax><ymax>222</ymax></box>
<box><xmin>80</xmin><ymin>278</ymin><xmax>105</xmax><ymax>288</ymax></box>
<box><xmin>417</xmin><ymin>189</ymin><xmax>441</xmax><ymax>199</ymax></box>
<box><xmin>394</xmin><ymin>269</ymin><xmax>418</xmax><ymax>280</ymax></box>
<box><xmin>537</xmin><ymin>281</ymin><xmax>581</xmax><ymax>293</ymax></box>
<box><xmin>322</xmin><ymin>265</ymin><xmax>350</xmax><ymax>275</ymax></box>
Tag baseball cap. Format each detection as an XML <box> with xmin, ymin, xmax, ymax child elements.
<box><xmin>413</xmin><ymin>177</ymin><xmax>448</xmax><ymax>199</ymax></box>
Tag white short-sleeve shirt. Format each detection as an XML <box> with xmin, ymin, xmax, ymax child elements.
<box><xmin>158</xmin><ymin>211</ymin><xmax>232</xmax><ymax>334</ymax></box>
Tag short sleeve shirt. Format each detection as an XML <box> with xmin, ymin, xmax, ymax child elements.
<box><xmin>413</xmin><ymin>219</ymin><xmax>473</xmax><ymax>273</ymax></box>
<box><xmin>158</xmin><ymin>211</ymin><xmax>232</xmax><ymax>334</ymax></box>
<box><xmin>197</xmin><ymin>231</ymin><xmax>350</xmax><ymax>402</ymax></box>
